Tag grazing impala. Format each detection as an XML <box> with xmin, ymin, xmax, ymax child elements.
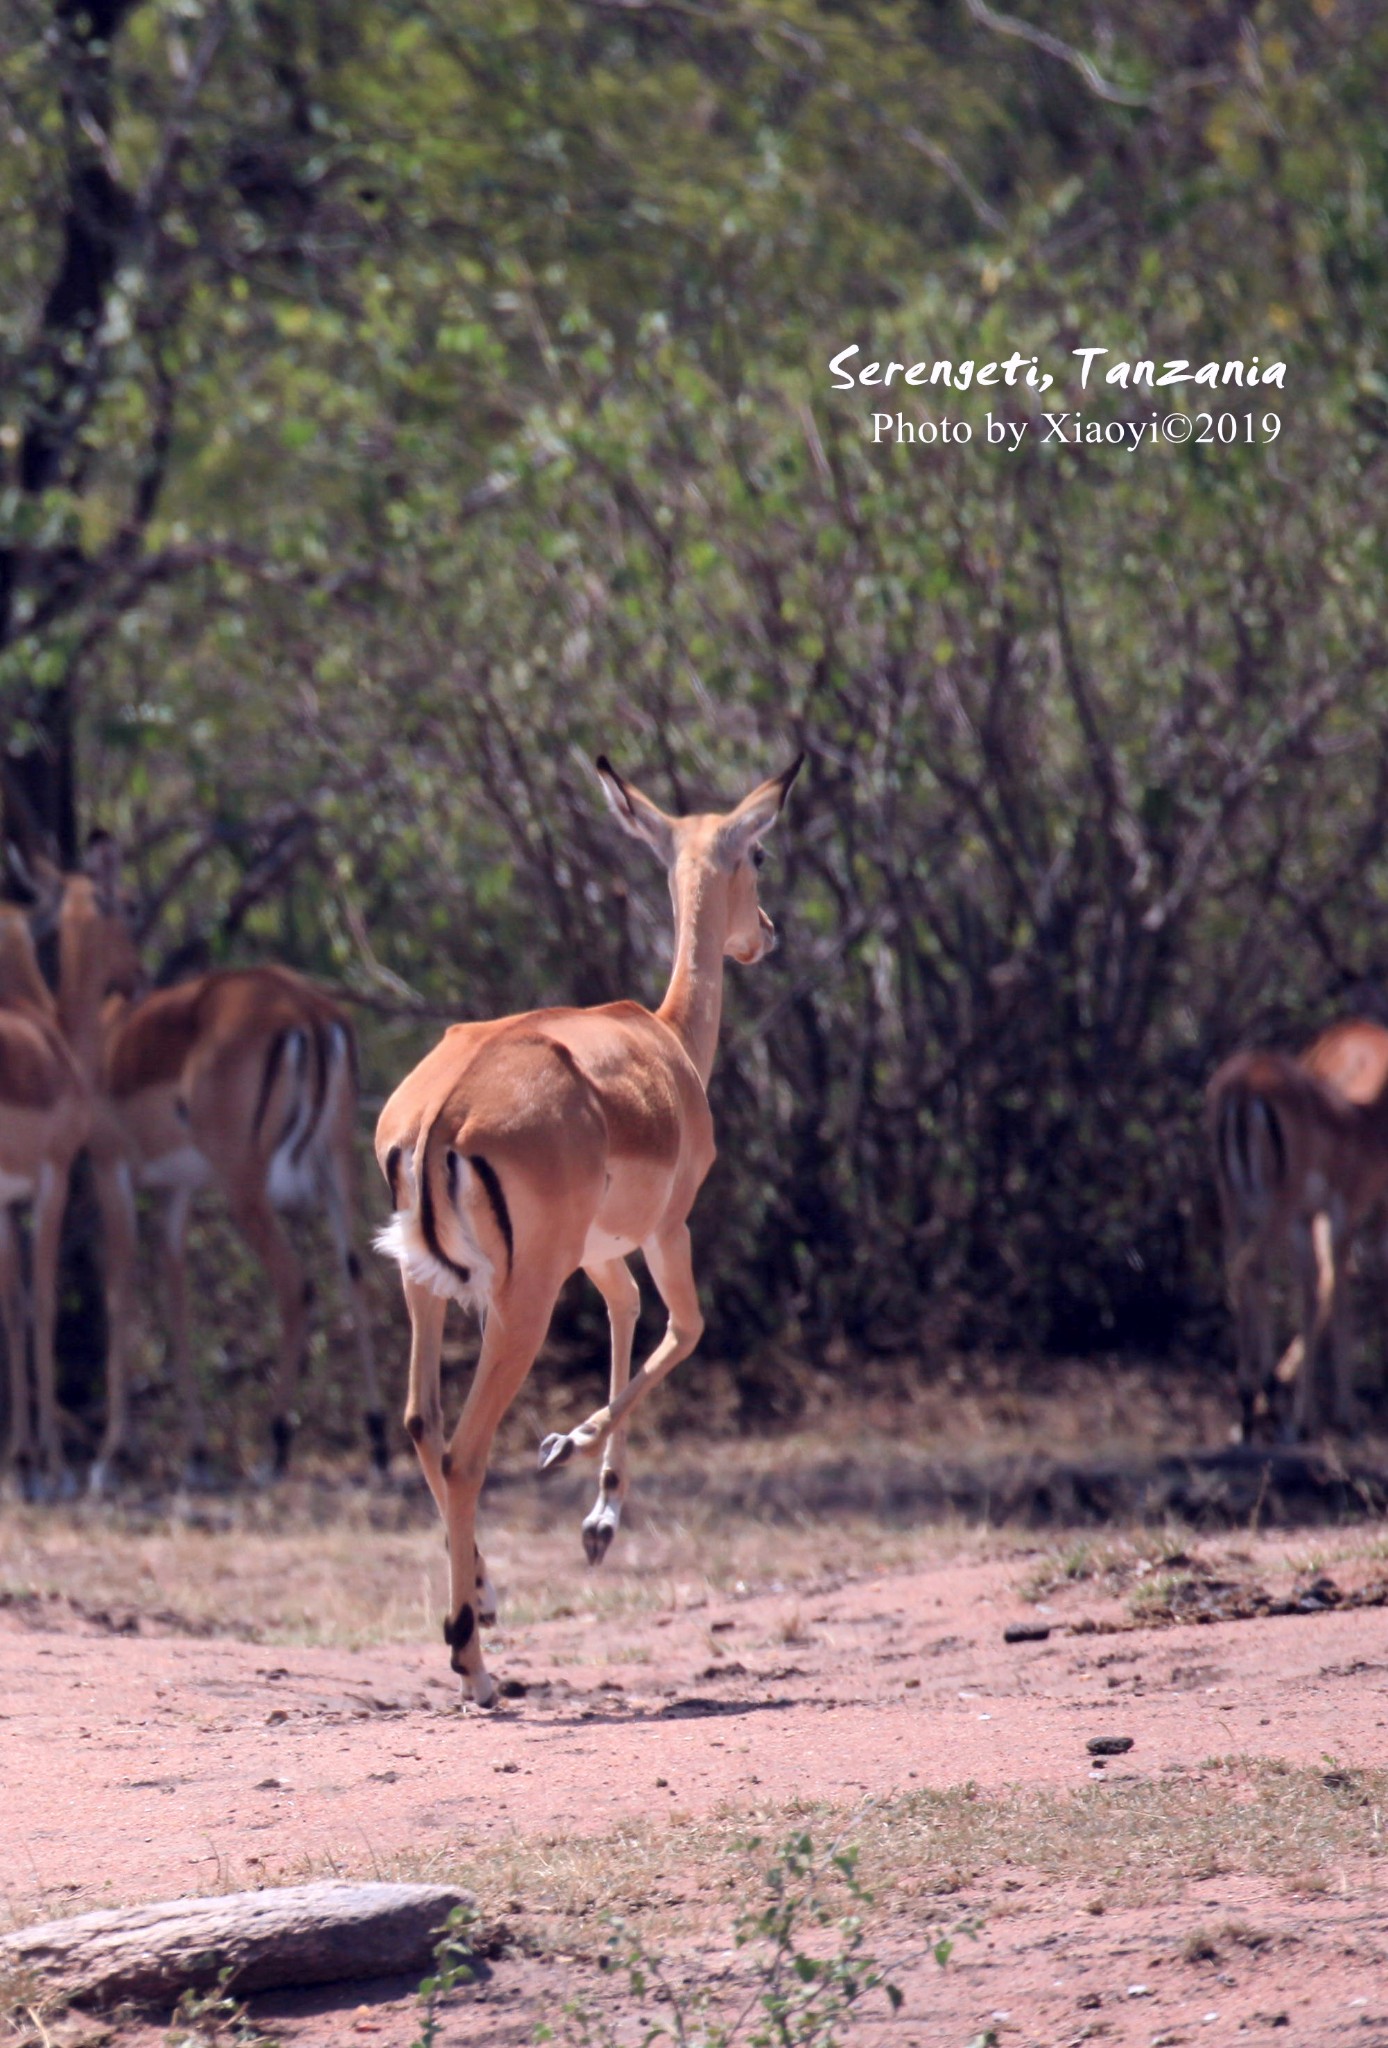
<box><xmin>0</xmin><ymin>852</ymin><xmax>141</xmax><ymax>1495</ymax></box>
<box><xmin>375</xmin><ymin>754</ymin><xmax>801</xmax><ymax>1705</ymax></box>
<box><xmin>90</xmin><ymin>961</ymin><xmax>387</xmax><ymax>1492</ymax></box>
<box><xmin>1209</xmin><ymin>1020</ymin><xmax>1388</xmax><ymax>1441</ymax></box>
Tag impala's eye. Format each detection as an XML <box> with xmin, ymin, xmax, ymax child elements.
<box><xmin>750</xmin><ymin>845</ymin><xmax>766</xmax><ymax>870</ymax></box>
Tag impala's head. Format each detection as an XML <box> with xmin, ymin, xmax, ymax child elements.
<box><xmin>596</xmin><ymin>753</ymin><xmax>803</xmax><ymax>964</ymax></box>
<box><xmin>56</xmin><ymin>833</ymin><xmax>143</xmax><ymax>1006</ymax></box>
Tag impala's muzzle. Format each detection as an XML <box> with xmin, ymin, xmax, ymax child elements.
<box><xmin>729</xmin><ymin>910</ymin><xmax>776</xmax><ymax>966</ymax></box>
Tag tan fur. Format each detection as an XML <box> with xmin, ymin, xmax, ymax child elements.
<box><xmin>0</xmin><ymin>882</ymin><xmax>140</xmax><ymax>1493</ymax></box>
<box><xmin>1209</xmin><ymin>1035</ymin><xmax>1388</xmax><ymax>1440</ymax></box>
<box><xmin>375</xmin><ymin>755</ymin><xmax>802</xmax><ymax>1706</ymax></box>
<box><xmin>1266</xmin><ymin>1018</ymin><xmax>1388</xmax><ymax>1399</ymax></box>
<box><xmin>90</xmin><ymin>965</ymin><xmax>384</xmax><ymax>1488</ymax></box>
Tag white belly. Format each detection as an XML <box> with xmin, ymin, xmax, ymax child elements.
<box><xmin>139</xmin><ymin>1145</ymin><xmax>212</xmax><ymax>1194</ymax></box>
<box><xmin>581</xmin><ymin>1224</ymin><xmax>638</xmax><ymax>1266</ymax></box>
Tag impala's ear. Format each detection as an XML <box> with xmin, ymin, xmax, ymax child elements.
<box><xmin>11</xmin><ymin>844</ymin><xmax>65</xmax><ymax>935</ymax></box>
<box><xmin>595</xmin><ymin>755</ymin><xmax>676</xmax><ymax>863</ymax></box>
<box><xmin>719</xmin><ymin>753</ymin><xmax>804</xmax><ymax>863</ymax></box>
<box><xmin>83</xmin><ymin>829</ymin><xmax>123</xmax><ymax>914</ymax></box>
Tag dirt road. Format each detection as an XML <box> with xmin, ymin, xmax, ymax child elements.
<box><xmin>3</xmin><ymin>1427</ymin><xmax>1388</xmax><ymax>2045</ymax></box>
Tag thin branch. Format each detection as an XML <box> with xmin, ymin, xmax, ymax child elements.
<box><xmin>964</xmin><ymin>0</ymin><xmax>1151</xmax><ymax>108</ymax></box>
<box><xmin>900</xmin><ymin>126</ymin><xmax>1006</xmax><ymax>233</ymax></box>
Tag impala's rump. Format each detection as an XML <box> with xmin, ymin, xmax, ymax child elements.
<box><xmin>376</xmin><ymin>1030</ymin><xmax>607</xmax><ymax>1309</ymax></box>
<box><xmin>1211</xmin><ymin>1055</ymin><xmax>1291</xmax><ymax>1217</ymax></box>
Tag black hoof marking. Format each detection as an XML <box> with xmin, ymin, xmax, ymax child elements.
<box><xmin>583</xmin><ymin>1523</ymin><xmax>614</xmax><ymax>1567</ymax></box>
<box><xmin>406</xmin><ymin>1413</ymin><xmax>426</xmax><ymax>1442</ymax></box>
<box><xmin>537</xmin><ymin>1432</ymin><xmax>574</xmax><ymax>1474</ymax></box>
<box><xmin>441</xmin><ymin>1450</ymin><xmax>454</xmax><ymax>1479</ymax></box>
<box><xmin>346</xmin><ymin>1249</ymin><xmax>363</xmax><ymax>1284</ymax></box>
<box><xmin>443</xmin><ymin>1602</ymin><xmax>475</xmax><ymax>1651</ymax></box>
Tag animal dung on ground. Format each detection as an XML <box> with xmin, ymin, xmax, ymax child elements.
<box><xmin>1003</xmin><ymin>1622</ymin><xmax>1052</xmax><ymax>1644</ymax></box>
<box><xmin>0</xmin><ymin>1880</ymin><xmax>470</xmax><ymax>2008</ymax></box>
<box><xmin>1086</xmin><ymin>1735</ymin><xmax>1134</xmax><ymax>1757</ymax></box>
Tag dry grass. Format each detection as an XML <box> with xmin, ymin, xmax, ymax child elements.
<box><xmin>234</xmin><ymin>1760</ymin><xmax>1388</xmax><ymax>1964</ymax></box>
<box><xmin>0</xmin><ymin>1464</ymin><xmax>1037</xmax><ymax>1653</ymax></box>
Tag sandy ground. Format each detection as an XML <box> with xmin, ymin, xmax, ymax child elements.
<box><xmin>3</xmin><ymin>1422</ymin><xmax>1388</xmax><ymax>2047</ymax></box>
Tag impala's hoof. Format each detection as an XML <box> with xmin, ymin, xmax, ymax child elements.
<box><xmin>581</xmin><ymin>1497</ymin><xmax>620</xmax><ymax>1565</ymax></box>
<box><xmin>537</xmin><ymin>1431</ymin><xmax>574</xmax><ymax>1473</ymax></box>
<box><xmin>460</xmin><ymin>1670</ymin><xmax>498</xmax><ymax>1710</ymax></box>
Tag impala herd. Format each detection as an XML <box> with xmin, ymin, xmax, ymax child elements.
<box><xmin>0</xmin><ymin>753</ymin><xmax>1385</xmax><ymax>1700</ymax></box>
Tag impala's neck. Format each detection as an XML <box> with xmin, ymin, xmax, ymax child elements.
<box><xmin>656</xmin><ymin>855</ymin><xmax>728</xmax><ymax>1088</ymax></box>
<box><xmin>57</xmin><ymin>917</ymin><xmax>108</xmax><ymax>1087</ymax></box>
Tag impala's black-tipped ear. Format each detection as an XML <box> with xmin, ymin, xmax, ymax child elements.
<box><xmin>595</xmin><ymin>755</ymin><xmax>677</xmax><ymax>863</ymax></box>
<box><xmin>719</xmin><ymin>753</ymin><xmax>804</xmax><ymax>862</ymax></box>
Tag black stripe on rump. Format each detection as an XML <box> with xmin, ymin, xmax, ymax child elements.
<box><xmin>468</xmin><ymin>1153</ymin><xmax>513</xmax><ymax>1274</ymax></box>
<box><xmin>420</xmin><ymin>1122</ymin><xmax>471</xmax><ymax>1286</ymax></box>
<box><xmin>291</xmin><ymin>1018</ymin><xmax>333</xmax><ymax>1163</ymax></box>
<box><xmin>252</xmin><ymin>1029</ymin><xmax>290</xmax><ymax>1141</ymax></box>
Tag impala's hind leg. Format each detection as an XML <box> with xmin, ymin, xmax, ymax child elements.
<box><xmin>324</xmin><ymin>1156</ymin><xmax>388</xmax><ymax>1476</ymax></box>
<box><xmin>1290</xmin><ymin>1211</ymin><xmax>1338</xmax><ymax>1441</ymax></box>
<box><xmin>442</xmin><ymin>1278</ymin><xmax>562</xmax><ymax>1706</ymax></box>
<box><xmin>580</xmin><ymin>1256</ymin><xmax>640</xmax><ymax>1564</ymax></box>
<box><xmin>226</xmin><ymin>1188</ymin><xmax>309</xmax><ymax>1477</ymax></box>
<box><xmin>1228</xmin><ymin>1234</ymin><xmax>1273</xmax><ymax>1444</ymax></box>
<box><xmin>159</xmin><ymin>1186</ymin><xmax>212</xmax><ymax>1485</ymax></box>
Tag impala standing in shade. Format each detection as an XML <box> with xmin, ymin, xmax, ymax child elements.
<box><xmin>91</xmin><ymin>960</ymin><xmax>387</xmax><ymax>1491</ymax></box>
<box><xmin>0</xmin><ymin>851</ymin><xmax>141</xmax><ymax>1495</ymax></box>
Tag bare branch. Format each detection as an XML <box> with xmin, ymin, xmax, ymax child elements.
<box><xmin>964</xmin><ymin>0</ymin><xmax>1151</xmax><ymax>108</ymax></box>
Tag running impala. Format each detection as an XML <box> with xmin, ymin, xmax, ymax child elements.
<box><xmin>375</xmin><ymin>754</ymin><xmax>802</xmax><ymax>1705</ymax></box>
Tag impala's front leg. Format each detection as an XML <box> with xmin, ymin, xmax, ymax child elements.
<box><xmin>540</xmin><ymin>1225</ymin><xmax>704</xmax><ymax>1473</ymax></box>
<box><xmin>0</xmin><ymin>1208</ymin><xmax>28</xmax><ymax>1490</ymax></box>
<box><xmin>30</xmin><ymin>1160</ymin><xmax>73</xmax><ymax>1498</ymax></box>
<box><xmin>89</xmin><ymin>1153</ymin><xmax>139</xmax><ymax>1497</ymax></box>
<box><xmin>578</xmin><ymin>1257</ymin><xmax>640</xmax><ymax>1564</ymax></box>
